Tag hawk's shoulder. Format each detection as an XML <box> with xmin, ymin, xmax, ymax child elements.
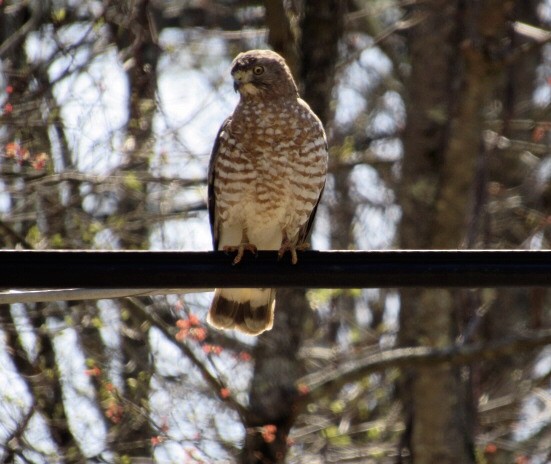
<box><xmin>208</xmin><ymin>117</ymin><xmax>232</xmax><ymax>250</ymax></box>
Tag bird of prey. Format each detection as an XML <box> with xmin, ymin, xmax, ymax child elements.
<box><xmin>207</xmin><ymin>49</ymin><xmax>328</xmax><ymax>335</ymax></box>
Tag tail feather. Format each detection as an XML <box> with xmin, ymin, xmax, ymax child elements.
<box><xmin>207</xmin><ymin>288</ymin><xmax>275</xmax><ymax>335</ymax></box>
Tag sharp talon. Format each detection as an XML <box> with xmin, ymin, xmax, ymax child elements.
<box><xmin>233</xmin><ymin>248</ymin><xmax>244</xmax><ymax>265</ymax></box>
<box><xmin>223</xmin><ymin>243</ymin><xmax>257</xmax><ymax>265</ymax></box>
<box><xmin>278</xmin><ymin>238</ymin><xmax>303</xmax><ymax>265</ymax></box>
<box><xmin>297</xmin><ymin>242</ymin><xmax>310</xmax><ymax>251</ymax></box>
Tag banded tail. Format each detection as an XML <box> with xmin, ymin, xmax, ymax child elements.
<box><xmin>207</xmin><ymin>288</ymin><xmax>275</xmax><ymax>335</ymax></box>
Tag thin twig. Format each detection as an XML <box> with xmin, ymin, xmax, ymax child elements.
<box><xmin>300</xmin><ymin>329</ymin><xmax>551</xmax><ymax>399</ymax></box>
<box><xmin>125</xmin><ymin>297</ymin><xmax>249</xmax><ymax>421</ymax></box>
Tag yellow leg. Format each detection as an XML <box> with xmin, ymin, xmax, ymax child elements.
<box><xmin>278</xmin><ymin>233</ymin><xmax>310</xmax><ymax>265</ymax></box>
<box><xmin>223</xmin><ymin>230</ymin><xmax>257</xmax><ymax>265</ymax></box>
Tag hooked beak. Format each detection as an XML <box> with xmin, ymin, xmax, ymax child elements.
<box><xmin>231</xmin><ymin>69</ymin><xmax>260</xmax><ymax>96</ymax></box>
<box><xmin>232</xmin><ymin>69</ymin><xmax>248</xmax><ymax>93</ymax></box>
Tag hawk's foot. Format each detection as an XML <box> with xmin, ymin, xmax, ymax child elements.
<box><xmin>278</xmin><ymin>241</ymin><xmax>309</xmax><ymax>265</ymax></box>
<box><xmin>223</xmin><ymin>243</ymin><xmax>258</xmax><ymax>265</ymax></box>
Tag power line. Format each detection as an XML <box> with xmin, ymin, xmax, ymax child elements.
<box><xmin>2</xmin><ymin>249</ymin><xmax>551</xmax><ymax>289</ymax></box>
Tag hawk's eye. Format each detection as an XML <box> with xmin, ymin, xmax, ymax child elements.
<box><xmin>253</xmin><ymin>65</ymin><xmax>264</xmax><ymax>75</ymax></box>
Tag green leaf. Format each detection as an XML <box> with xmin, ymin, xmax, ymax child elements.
<box><xmin>330</xmin><ymin>399</ymin><xmax>346</xmax><ymax>414</ymax></box>
<box><xmin>51</xmin><ymin>8</ymin><xmax>66</xmax><ymax>23</ymax></box>
<box><xmin>25</xmin><ymin>225</ymin><xmax>41</xmax><ymax>246</ymax></box>
<box><xmin>367</xmin><ymin>426</ymin><xmax>382</xmax><ymax>440</ymax></box>
<box><xmin>323</xmin><ymin>426</ymin><xmax>352</xmax><ymax>446</ymax></box>
<box><xmin>92</xmin><ymin>317</ymin><xmax>103</xmax><ymax>329</ymax></box>
<box><xmin>123</xmin><ymin>172</ymin><xmax>142</xmax><ymax>192</ymax></box>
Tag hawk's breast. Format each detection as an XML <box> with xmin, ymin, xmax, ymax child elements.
<box><xmin>214</xmin><ymin>97</ymin><xmax>327</xmax><ymax>246</ymax></box>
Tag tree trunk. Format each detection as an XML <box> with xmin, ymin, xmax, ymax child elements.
<box><xmin>398</xmin><ymin>1</ymin><xmax>516</xmax><ymax>462</ymax></box>
<box><xmin>241</xmin><ymin>288</ymin><xmax>315</xmax><ymax>463</ymax></box>
<box><xmin>103</xmin><ymin>0</ymin><xmax>162</xmax><ymax>458</ymax></box>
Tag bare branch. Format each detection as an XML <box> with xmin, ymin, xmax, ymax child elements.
<box><xmin>124</xmin><ymin>297</ymin><xmax>249</xmax><ymax>421</ymax></box>
<box><xmin>301</xmin><ymin>329</ymin><xmax>551</xmax><ymax>399</ymax></box>
<box><xmin>0</xmin><ymin>3</ymin><xmax>46</xmax><ymax>57</ymax></box>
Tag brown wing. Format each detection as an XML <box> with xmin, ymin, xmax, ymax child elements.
<box><xmin>297</xmin><ymin>181</ymin><xmax>326</xmax><ymax>245</ymax></box>
<box><xmin>207</xmin><ymin>117</ymin><xmax>232</xmax><ymax>250</ymax></box>
<box><xmin>297</xmin><ymin>138</ymin><xmax>328</xmax><ymax>245</ymax></box>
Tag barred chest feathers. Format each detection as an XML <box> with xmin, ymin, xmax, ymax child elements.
<box><xmin>214</xmin><ymin>97</ymin><xmax>326</xmax><ymax>249</ymax></box>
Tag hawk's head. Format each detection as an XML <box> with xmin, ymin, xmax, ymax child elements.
<box><xmin>231</xmin><ymin>49</ymin><xmax>298</xmax><ymax>99</ymax></box>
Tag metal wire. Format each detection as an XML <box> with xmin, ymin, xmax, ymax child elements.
<box><xmin>2</xmin><ymin>249</ymin><xmax>551</xmax><ymax>289</ymax></box>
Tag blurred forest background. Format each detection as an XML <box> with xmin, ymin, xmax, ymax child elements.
<box><xmin>2</xmin><ymin>0</ymin><xmax>551</xmax><ymax>463</ymax></box>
